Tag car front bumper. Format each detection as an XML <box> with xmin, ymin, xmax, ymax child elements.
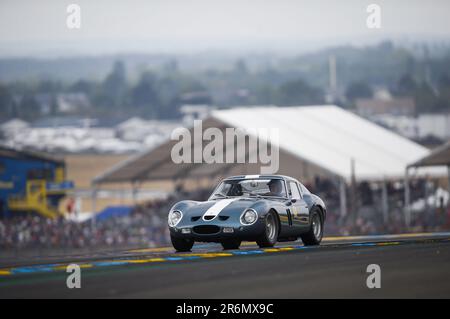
<box><xmin>169</xmin><ymin>220</ymin><xmax>266</xmax><ymax>242</ymax></box>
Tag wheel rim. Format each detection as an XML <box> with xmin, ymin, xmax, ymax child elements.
<box><xmin>266</xmin><ymin>214</ymin><xmax>277</xmax><ymax>241</ymax></box>
<box><xmin>312</xmin><ymin>214</ymin><xmax>322</xmax><ymax>239</ymax></box>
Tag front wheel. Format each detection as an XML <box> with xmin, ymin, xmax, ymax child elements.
<box><xmin>171</xmin><ymin>235</ymin><xmax>194</xmax><ymax>252</ymax></box>
<box><xmin>256</xmin><ymin>211</ymin><xmax>279</xmax><ymax>248</ymax></box>
<box><xmin>300</xmin><ymin>209</ymin><xmax>323</xmax><ymax>246</ymax></box>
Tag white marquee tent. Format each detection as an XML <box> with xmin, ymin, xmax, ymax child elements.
<box><xmin>212</xmin><ymin>105</ymin><xmax>444</xmax><ymax>182</ymax></box>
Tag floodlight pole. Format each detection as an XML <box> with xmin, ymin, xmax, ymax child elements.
<box><xmin>91</xmin><ymin>185</ymin><xmax>98</xmax><ymax>228</ymax></box>
<box><xmin>448</xmin><ymin>165</ymin><xmax>450</xmax><ymax>209</ymax></box>
<box><xmin>131</xmin><ymin>181</ymin><xmax>139</xmax><ymax>205</ymax></box>
<box><xmin>404</xmin><ymin>167</ymin><xmax>411</xmax><ymax>228</ymax></box>
<box><xmin>349</xmin><ymin>158</ymin><xmax>357</xmax><ymax>223</ymax></box>
<box><xmin>381</xmin><ymin>179</ymin><xmax>389</xmax><ymax>224</ymax></box>
<box><xmin>339</xmin><ymin>178</ymin><xmax>347</xmax><ymax>217</ymax></box>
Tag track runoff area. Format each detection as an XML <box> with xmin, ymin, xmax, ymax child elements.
<box><xmin>0</xmin><ymin>232</ymin><xmax>449</xmax><ymax>299</ymax></box>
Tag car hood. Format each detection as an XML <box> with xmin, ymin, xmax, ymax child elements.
<box><xmin>185</xmin><ymin>197</ymin><xmax>264</xmax><ymax>217</ymax></box>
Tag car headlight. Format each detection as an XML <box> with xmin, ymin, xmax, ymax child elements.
<box><xmin>168</xmin><ymin>210</ymin><xmax>183</xmax><ymax>227</ymax></box>
<box><xmin>240</xmin><ymin>209</ymin><xmax>258</xmax><ymax>225</ymax></box>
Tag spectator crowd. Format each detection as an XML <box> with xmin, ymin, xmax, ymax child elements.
<box><xmin>0</xmin><ymin>197</ymin><xmax>174</xmax><ymax>252</ymax></box>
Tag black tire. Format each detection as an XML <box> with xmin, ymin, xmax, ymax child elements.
<box><xmin>300</xmin><ymin>209</ymin><xmax>323</xmax><ymax>246</ymax></box>
<box><xmin>171</xmin><ymin>235</ymin><xmax>194</xmax><ymax>252</ymax></box>
<box><xmin>221</xmin><ymin>239</ymin><xmax>241</xmax><ymax>250</ymax></box>
<box><xmin>256</xmin><ymin>211</ymin><xmax>279</xmax><ymax>248</ymax></box>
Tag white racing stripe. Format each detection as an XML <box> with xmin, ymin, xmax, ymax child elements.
<box><xmin>203</xmin><ymin>198</ymin><xmax>239</xmax><ymax>221</ymax></box>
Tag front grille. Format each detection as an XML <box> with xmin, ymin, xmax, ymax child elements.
<box><xmin>193</xmin><ymin>225</ymin><xmax>221</xmax><ymax>235</ymax></box>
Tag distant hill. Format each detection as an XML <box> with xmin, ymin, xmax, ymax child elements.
<box><xmin>1</xmin><ymin>41</ymin><xmax>449</xmax><ymax>92</ymax></box>
<box><xmin>0</xmin><ymin>54</ymin><xmax>173</xmax><ymax>82</ymax></box>
<box><xmin>0</xmin><ymin>52</ymin><xmax>274</xmax><ymax>83</ymax></box>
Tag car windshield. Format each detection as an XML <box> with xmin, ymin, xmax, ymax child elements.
<box><xmin>210</xmin><ymin>178</ymin><xmax>287</xmax><ymax>199</ymax></box>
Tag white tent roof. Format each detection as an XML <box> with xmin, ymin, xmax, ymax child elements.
<box><xmin>211</xmin><ymin>105</ymin><xmax>443</xmax><ymax>182</ymax></box>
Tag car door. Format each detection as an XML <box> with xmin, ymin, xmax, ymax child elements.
<box><xmin>287</xmin><ymin>181</ymin><xmax>310</xmax><ymax>232</ymax></box>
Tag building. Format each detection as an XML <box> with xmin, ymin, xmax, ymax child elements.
<box><xmin>417</xmin><ymin>113</ymin><xmax>450</xmax><ymax>140</ymax></box>
<box><xmin>0</xmin><ymin>146</ymin><xmax>74</xmax><ymax>218</ymax></box>
<box><xmin>372</xmin><ymin>113</ymin><xmax>450</xmax><ymax>142</ymax></box>
<box><xmin>180</xmin><ymin>104</ymin><xmax>213</xmax><ymax>124</ymax></box>
<box><xmin>55</xmin><ymin>92</ymin><xmax>90</xmax><ymax>114</ymax></box>
<box><xmin>0</xmin><ymin>118</ymin><xmax>29</xmax><ymax>137</ymax></box>
<box><xmin>356</xmin><ymin>96</ymin><xmax>416</xmax><ymax>117</ymax></box>
<box><xmin>34</xmin><ymin>92</ymin><xmax>90</xmax><ymax>115</ymax></box>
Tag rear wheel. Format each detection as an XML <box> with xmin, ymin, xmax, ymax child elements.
<box><xmin>300</xmin><ymin>209</ymin><xmax>323</xmax><ymax>246</ymax></box>
<box><xmin>256</xmin><ymin>211</ymin><xmax>279</xmax><ymax>248</ymax></box>
<box><xmin>221</xmin><ymin>239</ymin><xmax>241</xmax><ymax>250</ymax></box>
<box><xmin>171</xmin><ymin>235</ymin><xmax>194</xmax><ymax>252</ymax></box>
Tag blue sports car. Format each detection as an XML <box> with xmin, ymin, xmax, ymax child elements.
<box><xmin>168</xmin><ymin>175</ymin><xmax>326</xmax><ymax>252</ymax></box>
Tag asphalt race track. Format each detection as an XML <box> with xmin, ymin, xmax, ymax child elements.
<box><xmin>1</xmin><ymin>232</ymin><xmax>450</xmax><ymax>298</ymax></box>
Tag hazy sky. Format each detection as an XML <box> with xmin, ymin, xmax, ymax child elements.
<box><xmin>1</xmin><ymin>0</ymin><xmax>450</xmax><ymax>57</ymax></box>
